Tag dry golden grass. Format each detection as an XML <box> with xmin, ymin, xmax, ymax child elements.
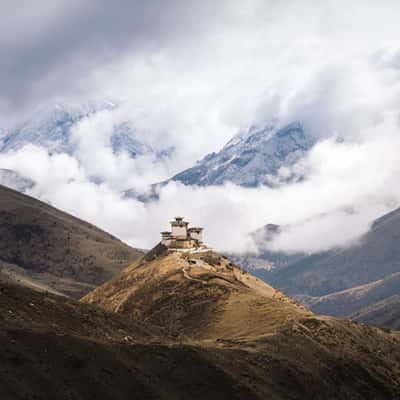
<box><xmin>80</xmin><ymin>246</ymin><xmax>400</xmax><ymax>398</ymax></box>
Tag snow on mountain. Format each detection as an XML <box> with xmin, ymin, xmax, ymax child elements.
<box><xmin>170</xmin><ymin>121</ymin><xmax>316</xmax><ymax>188</ymax></box>
<box><xmin>0</xmin><ymin>102</ymin><xmax>154</xmax><ymax>158</ymax></box>
<box><xmin>124</xmin><ymin>120</ymin><xmax>317</xmax><ymax>202</ymax></box>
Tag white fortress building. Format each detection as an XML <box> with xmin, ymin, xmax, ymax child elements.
<box><xmin>161</xmin><ymin>217</ymin><xmax>207</xmax><ymax>251</ymax></box>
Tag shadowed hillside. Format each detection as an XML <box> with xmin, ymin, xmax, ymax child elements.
<box><xmin>0</xmin><ymin>282</ymin><xmax>257</xmax><ymax>400</ymax></box>
<box><xmin>0</xmin><ymin>185</ymin><xmax>143</xmax><ymax>298</ymax></box>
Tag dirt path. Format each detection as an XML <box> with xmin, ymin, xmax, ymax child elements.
<box><xmin>182</xmin><ymin>266</ymin><xmax>207</xmax><ymax>284</ymax></box>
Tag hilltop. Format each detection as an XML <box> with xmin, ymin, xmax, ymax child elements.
<box><xmin>83</xmin><ymin>245</ymin><xmax>308</xmax><ymax>341</ymax></box>
<box><xmin>82</xmin><ymin>243</ymin><xmax>400</xmax><ymax>398</ymax></box>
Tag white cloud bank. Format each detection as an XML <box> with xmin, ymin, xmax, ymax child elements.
<box><xmin>1</xmin><ymin>116</ymin><xmax>400</xmax><ymax>254</ymax></box>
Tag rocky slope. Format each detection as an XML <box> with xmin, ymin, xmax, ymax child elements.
<box><xmin>81</xmin><ymin>244</ymin><xmax>400</xmax><ymax>398</ymax></box>
<box><xmin>0</xmin><ymin>185</ymin><xmax>142</xmax><ymax>298</ymax></box>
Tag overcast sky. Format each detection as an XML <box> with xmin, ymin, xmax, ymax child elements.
<box><xmin>2</xmin><ymin>1</ymin><xmax>400</xmax><ymax>252</ymax></box>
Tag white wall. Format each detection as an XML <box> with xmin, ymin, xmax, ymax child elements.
<box><xmin>189</xmin><ymin>231</ymin><xmax>202</xmax><ymax>242</ymax></box>
<box><xmin>171</xmin><ymin>225</ymin><xmax>187</xmax><ymax>238</ymax></box>
<box><xmin>161</xmin><ymin>238</ymin><xmax>172</xmax><ymax>246</ymax></box>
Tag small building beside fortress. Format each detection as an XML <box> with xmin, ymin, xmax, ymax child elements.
<box><xmin>161</xmin><ymin>217</ymin><xmax>206</xmax><ymax>250</ymax></box>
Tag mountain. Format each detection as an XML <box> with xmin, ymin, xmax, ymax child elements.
<box><xmin>0</xmin><ymin>185</ymin><xmax>143</xmax><ymax>298</ymax></box>
<box><xmin>227</xmin><ymin>223</ymin><xmax>305</xmax><ymax>274</ymax></box>
<box><xmin>350</xmin><ymin>294</ymin><xmax>400</xmax><ymax>330</ymax></box>
<box><xmin>0</xmin><ymin>102</ymin><xmax>154</xmax><ymax>157</ymax></box>
<box><xmin>253</xmin><ymin>207</ymin><xmax>400</xmax><ymax>330</ymax></box>
<box><xmin>296</xmin><ymin>273</ymin><xmax>400</xmax><ymax>330</ymax></box>
<box><xmin>80</xmin><ymin>243</ymin><xmax>400</xmax><ymax>398</ymax></box>
<box><xmin>169</xmin><ymin>121</ymin><xmax>315</xmax><ymax>188</ymax></box>
<box><xmin>124</xmin><ymin>120</ymin><xmax>316</xmax><ymax>201</ymax></box>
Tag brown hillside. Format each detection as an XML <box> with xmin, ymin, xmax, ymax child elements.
<box><xmin>81</xmin><ymin>245</ymin><xmax>400</xmax><ymax>399</ymax></box>
<box><xmin>0</xmin><ymin>185</ymin><xmax>142</xmax><ymax>298</ymax></box>
<box><xmin>0</xmin><ymin>243</ymin><xmax>399</xmax><ymax>398</ymax></box>
<box><xmin>82</xmin><ymin>245</ymin><xmax>310</xmax><ymax>341</ymax></box>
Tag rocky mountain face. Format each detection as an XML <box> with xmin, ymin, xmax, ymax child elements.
<box><xmin>0</xmin><ymin>185</ymin><xmax>143</xmax><ymax>298</ymax></box>
<box><xmin>169</xmin><ymin>121</ymin><xmax>315</xmax><ymax>188</ymax></box>
<box><xmin>0</xmin><ymin>102</ymin><xmax>177</xmax><ymax>197</ymax></box>
<box><xmin>124</xmin><ymin>120</ymin><xmax>317</xmax><ymax>201</ymax></box>
<box><xmin>240</xmin><ymin>208</ymin><xmax>400</xmax><ymax>330</ymax></box>
<box><xmin>0</xmin><ymin>102</ymin><xmax>153</xmax><ymax>157</ymax></box>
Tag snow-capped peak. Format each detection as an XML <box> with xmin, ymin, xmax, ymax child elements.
<box><xmin>169</xmin><ymin>120</ymin><xmax>316</xmax><ymax>188</ymax></box>
<box><xmin>0</xmin><ymin>101</ymin><xmax>152</xmax><ymax>158</ymax></box>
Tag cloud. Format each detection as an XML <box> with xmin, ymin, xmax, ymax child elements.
<box><xmin>68</xmin><ymin>108</ymin><xmax>174</xmax><ymax>190</ymax></box>
<box><xmin>0</xmin><ymin>0</ymin><xmax>234</xmax><ymax>124</ymax></box>
<box><xmin>266</xmin><ymin>208</ymin><xmax>385</xmax><ymax>254</ymax></box>
<box><xmin>1</xmin><ymin>116</ymin><xmax>400</xmax><ymax>255</ymax></box>
<box><xmin>75</xmin><ymin>1</ymin><xmax>400</xmax><ymax>166</ymax></box>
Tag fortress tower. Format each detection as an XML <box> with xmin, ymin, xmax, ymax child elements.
<box><xmin>170</xmin><ymin>216</ymin><xmax>189</xmax><ymax>239</ymax></box>
<box><xmin>161</xmin><ymin>217</ymin><xmax>206</xmax><ymax>251</ymax></box>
